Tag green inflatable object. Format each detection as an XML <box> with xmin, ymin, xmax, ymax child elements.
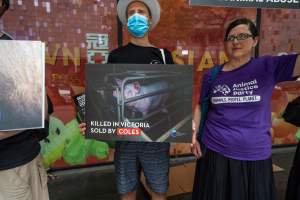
<box><xmin>295</xmin><ymin>128</ymin><xmax>300</xmax><ymax>141</ymax></box>
<box><xmin>87</xmin><ymin>140</ymin><xmax>109</xmax><ymax>159</ymax></box>
<box><xmin>63</xmin><ymin>133</ymin><xmax>87</xmax><ymax>165</ymax></box>
<box><xmin>40</xmin><ymin>116</ymin><xmax>70</xmax><ymax>167</ymax></box>
<box><xmin>40</xmin><ymin>117</ymin><xmax>110</xmax><ymax>167</ymax></box>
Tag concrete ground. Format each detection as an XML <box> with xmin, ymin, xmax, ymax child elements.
<box><xmin>48</xmin><ymin>146</ymin><xmax>296</xmax><ymax>200</ymax></box>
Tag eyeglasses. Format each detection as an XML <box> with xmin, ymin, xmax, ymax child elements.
<box><xmin>225</xmin><ymin>33</ymin><xmax>253</xmax><ymax>42</ymax></box>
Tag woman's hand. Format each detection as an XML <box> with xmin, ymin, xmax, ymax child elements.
<box><xmin>191</xmin><ymin>120</ymin><xmax>202</xmax><ymax>159</ymax></box>
<box><xmin>78</xmin><ymin>123</ymin><xmax>86</xmax><ymax>135</ymax></box>
<box><xmin>191</xmin><ymin>139</ymin><xmax>202</xmax><ymax>159</ymax></box>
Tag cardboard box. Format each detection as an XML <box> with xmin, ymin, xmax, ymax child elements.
<box><xmin>141</xmin><ymin>162</ymin><xmax>196</xmax><ymax>197</ymax></box>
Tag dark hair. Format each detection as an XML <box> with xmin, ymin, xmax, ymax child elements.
<box><xmin>2</xmin><ymin>0</ymin><xmax>10</xmax><ymax>10</ymax></box>
<box><xmin>224</xmin><ymin>18</ymin><xmax>258</xmax><ymax>41</ymax></box>
<box><xmin>126</xmin><ymin>1</ymin><xmax>152</xmax><ymax>18</ymax></box>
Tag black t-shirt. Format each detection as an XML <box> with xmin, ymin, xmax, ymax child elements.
<box><xmin>0</xmin><ymin>35</ymin><xmax>53</xmax><ymax>170</ymax></box>
<box><xmin>108</xmin><ymin>42</ymin><xmax>174</xmax><ymax>64</ymax></box>
<box><xmin>108</xmin><ymin>42</ymin><xmax>174</xmax><ymax>146</ymax></box>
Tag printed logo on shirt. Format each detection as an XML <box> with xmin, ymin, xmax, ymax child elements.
<box><xmin>213</xmin><ymin>84</ymin><xmax>231</xmax><ymax>95</ymax></box>
<box><xmin>212</xmin><ymin>79</ymin><xmax>261</xmax><ymax>104</ymax></box>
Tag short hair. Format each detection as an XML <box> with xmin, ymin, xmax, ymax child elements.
<box><xmin>224</xmin><ymin>18</ymin><xmax>259</xmax><ymax>41</ymax></box>
<box><xmin>126</xmin><ymin>1</ymin><xmax>152</xmax><ymax>19</ymax></box>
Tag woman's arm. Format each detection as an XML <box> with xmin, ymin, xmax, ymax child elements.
<box><xmin>194</xmin><ymin>104</ymin><xmax>201</xmax><ymax>134</ymax></box>
<box><xmin>191</xmin><ymin>104</ymin><xmax>202</xmax><ymax>159</ymax></box>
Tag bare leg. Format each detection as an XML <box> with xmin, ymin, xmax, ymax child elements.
<box><xmin>151</xmin><ymin>192</ymin><xmax>167</xmax><ymax>200</ymax></box>
<box><xmin>120</xmin><ymin>190</ymin><xmax>137</xmax><ymax>200</ymax></box>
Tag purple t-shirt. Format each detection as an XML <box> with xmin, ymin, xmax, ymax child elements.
<box><xmin>200</xmin><ymin>54</ymin><xmax>298</xmax><ymax>161</ymax></box>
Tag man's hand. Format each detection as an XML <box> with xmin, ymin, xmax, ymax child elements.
<box><xmin>78</xmin><ymin>123</ymin><xmax>86</xmax><ymax>135</ymax></box>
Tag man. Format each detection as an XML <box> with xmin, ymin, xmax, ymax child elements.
<box><xmin>0</xmin><ymin>1</ymin><xmax>52</xmax><ymax>199</ymax></box>
<box><xmin>112</xmin><ymin>1</ymin><xmax>174</xmax><ymax>199</ymax></box>
<box><xmin>80</xmin><ymin>0</ymin><xmax>173</xmax><ymax>199</ymax></box>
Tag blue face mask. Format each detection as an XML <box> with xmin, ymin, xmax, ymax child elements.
<box><xmin>127</xmin><ymin>13</ymin><xmax>149</xmax><ymax>38</ymax></box>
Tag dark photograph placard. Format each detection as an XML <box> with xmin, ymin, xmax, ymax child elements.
<box><xmin>85</xmin><ymin>64</ymin><xmax>193</xmax><ymax>143</ymax></box>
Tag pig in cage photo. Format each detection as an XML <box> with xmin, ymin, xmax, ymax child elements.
<box><xmin>86</xmin><ymin>64</ymin><xmax>193</xmax><ymax>143</ymax></box>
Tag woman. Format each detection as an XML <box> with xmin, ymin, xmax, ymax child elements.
<box><xmin>191</xmin><ymin>18</ymin><xmax>300</xmax><ymax>200</ymax></box>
